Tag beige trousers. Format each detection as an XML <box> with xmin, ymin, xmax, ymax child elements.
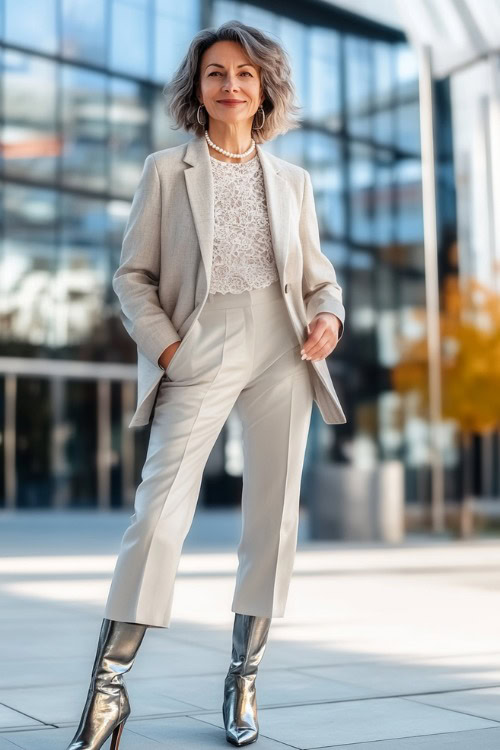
<box><xmin>104</xmin><ymin>280</ymin><xmax>314</xmax><ymax>628</ymax></box>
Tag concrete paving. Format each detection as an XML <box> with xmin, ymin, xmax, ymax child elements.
<box><xmin>1</xmin><ymin>509</ymin><xmax>500</xmax><ymax>748</ymax></box>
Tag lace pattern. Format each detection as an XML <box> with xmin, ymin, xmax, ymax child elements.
<box><xmin>208</xmin><ymin>153</ymin><xmax>279</xmax><ymax>295</ymax></box>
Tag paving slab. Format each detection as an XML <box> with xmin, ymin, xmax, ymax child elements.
<box><xmin>3</xmin><ymin>511</ymin><xmax>500</xmax><ymax>749</ymax></box>
<box><xmin>0</xmin><ymin>716</ymin><xmax>290</xmax><ymax>749</ymax></box>
<box><xmin>294</xmin><ymin>653</ymin><xmax>500</xmax><ymax>697</ymax></box>
<box><xmin>129</xmin><ymin>667</ymin><xmax>375</xmax><ymax>713</ymax></box>
<box><xmin>197</xmin><ymin>697</ymin><xmax>498</xmax><ymax>748</ymax></box>
<box><xmin>128</xmin><ymin>715</ymin><xmax>295</xmax><ymax>748</ymax></box>
<box><xmin>0</xmin><ymin>683</ymin><xmax>203</xmax><ymax>726</ymax></box>
<box><xmin>408</xmin><ymin>685</ymin><xmax>500</xmax><ymax>722</ymax></box>
<box><xmin>0</xmin><ymin>737</ymin><xmax>36</xmax><ymax>750</ymax></box>
<box><xmin>318</xmin><ymin>726</ymin><xmax>500</xmax><ymax>749</ymax></box>
<box><xmin>0</xmin><ymin>705</ymin><xmax>44</xmax><ymax>732</ymax></box>
<box><xmin>0</xmin><ymin>725</ymin><xmax>163</xmax><ymax>749</ymax></box>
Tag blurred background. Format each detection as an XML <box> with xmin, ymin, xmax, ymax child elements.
<box><xmin>0</xmin><ymin>0</ymin><xmax>499</xmax><ymax>541</ymax></box>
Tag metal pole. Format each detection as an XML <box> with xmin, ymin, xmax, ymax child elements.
<box><xmin>50</xmin><ymin>378</ymin><xmax>70</xmax><ymax>508</ymax></box>
<box><xmin>97</xmin><ymin>379</ymin><xmax>112</xmax><ymax>510</ymax></box>
<box><xmin>4</xmin><ymin>375</ymin><xmax>17</xmax><ymax>509</ymax></box>
<box><xmin>487</xmin><ymin>53</ymin><xmax>500</xmax><ymax>290</ymax></box>
<box><xmin>417</xmin><ymin>43</ymin><xmax>446</xmax><ymax>533</ymax></box>
<box><xmin>487</xmin><ymin>53</ymin><xmax>500</xmax><ymax>502</ymax></box>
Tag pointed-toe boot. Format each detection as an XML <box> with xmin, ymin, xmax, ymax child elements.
<box><xmin>222</xmin><ymin>613</ymin><xmax>272</xmax><ymax>746</ymax></box>
<box><xmin>65</xmin><ymin>618</ymin><xmax>148</xmax><ymax>750</ymax></box>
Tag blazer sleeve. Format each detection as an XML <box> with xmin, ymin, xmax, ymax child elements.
<box><xmin>112</xmin><ymin>153</ymin><xmax>181</xmax><ymax>367</ymax></box>
<box><xmin>299</xmin><ymin>169</ymin><xmax>345</xmax><ymax>341</ymax></box>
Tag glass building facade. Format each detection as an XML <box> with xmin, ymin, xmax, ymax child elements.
<box><xmin>0</xmin><ymin>0</ymin><xmax>463</xmax><ymax>511</ymax></box>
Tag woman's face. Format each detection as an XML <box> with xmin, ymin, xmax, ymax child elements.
<box><xmin>197</xmin><ymin>41</ymin><xmax>263</xmax><ymax>130</ymax></box>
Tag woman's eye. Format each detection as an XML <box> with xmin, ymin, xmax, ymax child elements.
<box><xmin>208</xmin><ymin>71</ymin><xmax>252</xmax><ymax>76</ymax></box>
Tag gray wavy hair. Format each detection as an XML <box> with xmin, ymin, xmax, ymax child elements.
<box><xmin>162</xmin><ymin>20</ymin><xmax>302</xmax><ymax>143</ymax></box>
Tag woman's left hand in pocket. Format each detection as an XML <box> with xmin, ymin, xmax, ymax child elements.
<box><xmin>300</xmin><ymin>313</ymin><xmax>342</xmax><ymax>362</ymax></box>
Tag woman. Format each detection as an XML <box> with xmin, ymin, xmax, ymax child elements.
<box><xmin>65</xmin><ymin>19</ymin><xmax>346</xmax><ymax>750</ymax></box>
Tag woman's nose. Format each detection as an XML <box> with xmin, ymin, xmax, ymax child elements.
<box><xmin>222</xmin><ymin>76</ymin><xmax>240</xmax><ymax>88</ymax></box>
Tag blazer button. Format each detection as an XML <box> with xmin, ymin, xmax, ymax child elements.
<box><xmin>284</xmin><ymin>283</ymin><xmax>288</xmax><ymax>293</ymax></box>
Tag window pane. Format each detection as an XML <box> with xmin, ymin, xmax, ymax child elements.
<box><xmin>308</xmin><ymin>27</ymin><xmax>342</xmax><ymax>130</ymax></box>
<box><xmin>278</xmin><ymin>18</ymin><xmax>307</xmax><ymax>113</ymax></box>
<box><xmin>374</xmin><ymin>107</ymin><xmax>394</xmax><ymax>147</ymax></box>
<box><xmin>153</xmin><ymin>0</ymin><xmax>200</xmax><ymax>84</ymax></box>
<box><xmin>3</xmin><ymin>51</ymin><xmax>58</xmax><ymax>181</ymax></box>
<box><xmin>395</xmin><ymin>159</ymin><xmax>423</xmax><ymax>243</ymax></box>
<box><xmin>61</xmin><ymin>65</ymin><xmax>108</xmax><ymax>192</ymax></box>
<box><xmin>64</xmin><ymin>379</ymin><xmax>98</xmax><ymax>507</ymax></box>
<box><xmin>349</xmin><ymin>143</ymin><xmax>375</xmax><ymax>245</ymax></box>
<box><xmin>61</xmin><ymin>0</ymin><xmax>107</xmax><ymax>65</ymax></box>
<box><xmin>5</xmin><ymin>0</ymin><xmax>57</xmax><ymax>54</ymax></box>
<box><xmin>240</xmin><ymin>5</ymin><xmax>276</xmax><ymax>31</ymax></box>
<box><xmin>154</xmin><ymin>14</ymin><xmax>199</xmax><ymax>84</ymax></box>
<box><xmin>15</xmin><ymin>377</ymin><xmax>52</xmax><ymax>508</ymax></box>
<box><xmin>322</xmin><ymin>241</ymin><xmax>349</xmax><ymax>270</ymax></box>
<box><xmin>373</xmin><ymin>154</ymin><xmax>394</xmax><ymax>246</ymax></box>
<box><xmin>306</xmin><ymin>132</ymin><xmax>344</xmax><ymax>238</ymax></box>
<box><xmin>346</xmin><ymin>36</ymin><xmax>373</xmax><ymax>139</ymax></box>
<box><xmin>59</xmin><ymin>194</ymin><xmax>110</xmax><ymax>353</ymax></box>
<box><xmin>349</xmin><ymin>260</ymin><xmax>377</xmax><ymax>361</ymax></box>
<box><xmin>110</xmin><ymin>78</ymin><xmax>152</xmax><ymax>197</ymax></box>
<box><xmin>395</xmin><ymin>42</ymin><xmax>419</xmax><ymax>99</ymax></box>
<box><xmin>374</xmin><ymin>42</ymin><xmax>394</xmax><ymax>104</ymax></box>
<box><xmin>212</xmin><ymin>0</ymin><xmax>240</xmax><ymax>26</ymax></box>
<box><xmin>396</xmin><ymin>101</ymin><xmax>421</xmax><ymax>155</ymax></box>
<box><xmin>275</xmin><ymin>128</ymin><xmax>306</xmax><ymax>168</ymax></box>
<box><xmin>156</xmin><ymin>0</ymin><xmax>199</xmax><ymax>18</ymax></box>
<box><xmin>2</xmin><ymin>184</ymin><xmax>58</xmax><ymax>349</ymax></box>
<box><xmin>110</xmin><ymin>0</ymin><xmax>150</xmax><ymax>78</ymax></box>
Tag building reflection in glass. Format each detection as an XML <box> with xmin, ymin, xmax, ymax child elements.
<box><xmin>0</xmin><ymin>0</ymin><xmax>470</xmax><ymax>513</ymax></box>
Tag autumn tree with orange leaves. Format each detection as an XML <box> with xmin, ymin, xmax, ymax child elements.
<box><xmin>392</xmin><ymin>274</ymin><xmax>500</xmax><ymax>534</ymax></box>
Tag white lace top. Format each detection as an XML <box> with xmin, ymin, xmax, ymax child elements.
<box><xmin>208</xmin><ymin>152</ymin><xmax>280</xmax><ymax>295</ymax></box>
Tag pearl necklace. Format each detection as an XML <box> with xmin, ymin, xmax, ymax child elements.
<box><xmin>204</xmin><ymin>130</ymin><xmax>255</xmax><ymax>159</ymax></box>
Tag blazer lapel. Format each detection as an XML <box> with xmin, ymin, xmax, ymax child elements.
<box><xmin>257</xmin><ymin>142</ymin><xmax>291</xmax><ymax>284</ymax></box>
<box><xmin>183</xmin><ymin>136</ymin><xmax>291</xmax><ymax>290</ymax></box>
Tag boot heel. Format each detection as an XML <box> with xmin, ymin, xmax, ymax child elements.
<box><xmin>110</xmin><ymin>719</ymin><xmax>126</xmax><ymax>750</ymax></box>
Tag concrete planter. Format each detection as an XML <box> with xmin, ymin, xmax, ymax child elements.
<box><xmin>306</xmin><ymin>460</ymin><xmax>405</xmax><ymax>542</ymax></box>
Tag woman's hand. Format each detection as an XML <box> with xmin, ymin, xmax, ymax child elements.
<box><xmin>301</xmin><ymin>313</ymin><xmax>342</xmax><ymax>362</ymax></box>
<box><xmin>158</xmin><ymin>340</ymin><xmax>181</xmax><ymax>371</ymax></box>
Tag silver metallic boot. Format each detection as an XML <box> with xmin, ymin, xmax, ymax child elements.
<box><xmin>65</xmin><ymin>618</ymin><xmax>148</xmax><ymax>750</ymax></box>
<box><xmin>222</xmin><ymin>613</ymin><xmax>272</xmax><ymax>746</ymax></box>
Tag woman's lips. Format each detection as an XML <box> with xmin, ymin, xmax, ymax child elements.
<box><xmin>218</xmin><ymin>100</ymin><xmax>245</xmax><ymax>106</ymax></box>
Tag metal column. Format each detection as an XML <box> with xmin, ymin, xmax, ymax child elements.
<box><xmin>417</xmin><ymin>43</ymin><xmax>445</xmax><ymax>533</ymax></box>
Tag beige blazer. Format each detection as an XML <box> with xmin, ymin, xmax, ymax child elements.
<box><xmin>113</xmin><ymin>135</ymin><xmax>347</xmax><ymax>428</ymax></box>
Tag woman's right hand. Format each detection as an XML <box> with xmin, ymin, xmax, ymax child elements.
<box><xmin>158</xmin><ymin>340</ymin><xmax>181</xmax><ymax>371</ymax></box>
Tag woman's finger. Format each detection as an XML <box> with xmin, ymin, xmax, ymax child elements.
<box><xmin>302</xmin><ymin>329</ymin><xmax>334</xmax><ymax>360</ymax></box>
